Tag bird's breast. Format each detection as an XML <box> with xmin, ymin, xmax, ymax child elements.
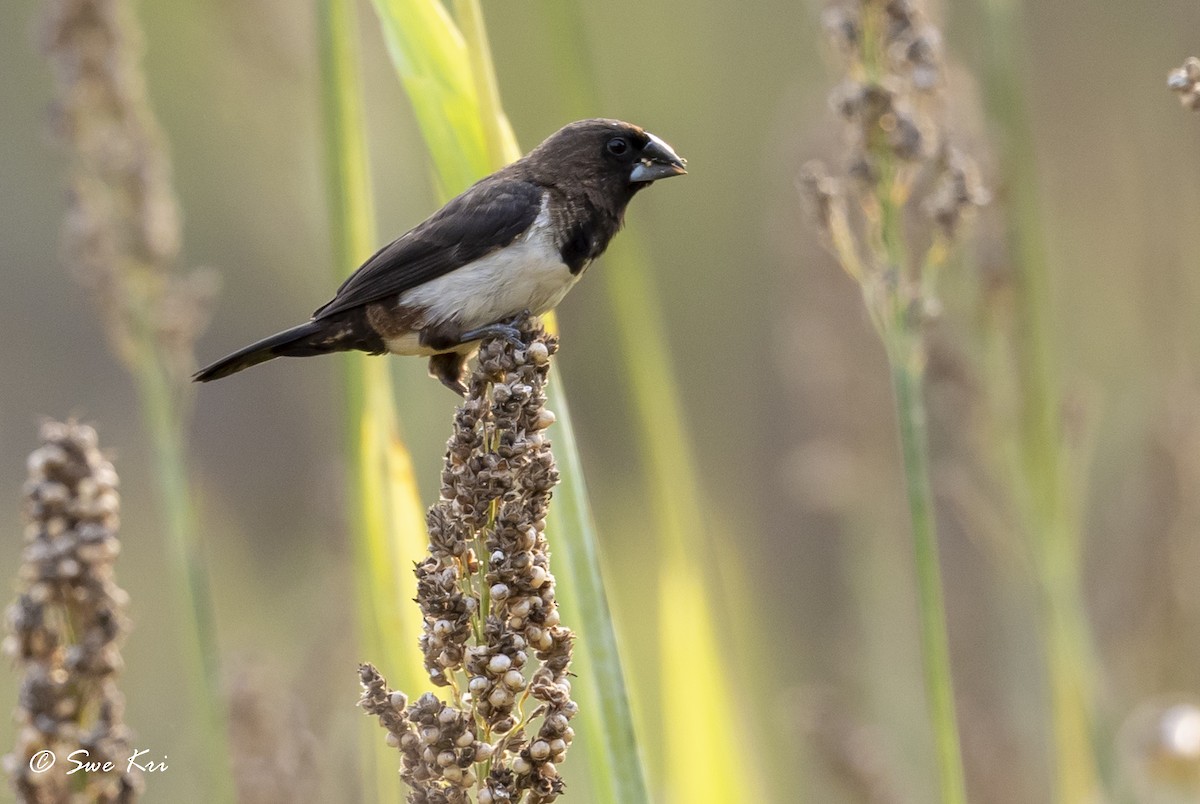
<box><xmin>388</xmin><ymin>196</ymin><xmax>581</xmax><ymax>353</ymax></box>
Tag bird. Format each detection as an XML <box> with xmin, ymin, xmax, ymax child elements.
<box><xmin>193</xmin><ymin>118</ymin><xmax>687</xmax><ymax>394</ymax></box>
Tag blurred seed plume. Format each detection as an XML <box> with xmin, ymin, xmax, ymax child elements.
<box><xmin>1167</xmin><ymin>57</ymin><xmax>1200</xmax><ymax>111</ymax></box>
<box><xmin>804</xmin><ymin>0</ymin><xmax>986</xmax><ymax>343</ymax></box>
<box><xmin>360</xmin><ymin>318</ymin><xmax>576</xmax><ymax>803</ymax></box>
<box><xmin>3</xmin><ymin>421</ymin><xmax>140</xmax><ymax>803</ymax></box>
<box><xmin>42</xmin><ymin>0</ymin><xmax>216</xmax><ymax>381</ymax></box>
<box><xmin>41</xmin><ymin>0</ymin><xmax>228</xmax><ymax>782</ymax></box>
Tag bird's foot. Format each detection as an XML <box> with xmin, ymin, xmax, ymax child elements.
<box><xmin>460</xmin><ymin>321</ymin><xmax>526</xmax><ymax>350</ymax></box>
<box><xmin>506</xmin><ymin>309</ymin><xmax>534</xmax><ymax>327</ymax></box>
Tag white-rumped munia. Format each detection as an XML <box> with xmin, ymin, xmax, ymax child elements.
<box><xmin>193</xmin><ymin>119</ymin><xmax>687</xmax><ymax>393</ymax></box>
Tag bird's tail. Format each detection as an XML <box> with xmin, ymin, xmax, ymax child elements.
<box><xmin>193</xmin><ymin>320</ymin><xmax>334</xmax><ymax>382</ymax></box>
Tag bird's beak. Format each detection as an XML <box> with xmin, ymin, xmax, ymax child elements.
<box><xmin>630</xmin><ymin>132</ymin><xmax>687</xmax><ymax>184</ymax></box>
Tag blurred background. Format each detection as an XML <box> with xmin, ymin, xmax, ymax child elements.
<box><xmin>4</xmin><ymin>0</ymin><xmax>1200</xmax><ymax>801</ymax></box>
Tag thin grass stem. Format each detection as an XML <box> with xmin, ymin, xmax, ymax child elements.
<box><xmin>130</xmin><ymin>331</ymin><xmax>222</xmax><ymax>703</ymax></box>
<box><xmin>869</xmin><ymin>31</ymin><xmax>966</xmax><ymax>803</ymax></box>
<box><xmin>887</xmin><ymin>347</ymin><xmax>967</xmax><ymax>804</ymax></box>
<box><xmin>971</xmin><ymin>0</ymin><xmax>1106</xmax><ymax>797</ymax></box>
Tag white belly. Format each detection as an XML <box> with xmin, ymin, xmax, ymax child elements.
<box><xmin>381</xmin><ymin>197</ymin><xmax>581</xmax><ymax>356</ymax></box>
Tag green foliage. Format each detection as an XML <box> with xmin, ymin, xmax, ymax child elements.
<box><xmin>369</xmin><ymin>0</ymin><xmax>491</xmax><ymax>196</ymax></box>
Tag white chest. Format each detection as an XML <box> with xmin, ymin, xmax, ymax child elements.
<box><xmin>383</xmin><ymin>196</ymin><xmax>583</xmax><ymax>355</ymax></box>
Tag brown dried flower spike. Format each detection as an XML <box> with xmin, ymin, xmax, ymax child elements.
<box><xmin>361</xmin><ymin>317</ymin><xmax>576</xmax><ymax>804</ymax></box>
<box><xmin>803</xmin><ymin>0</ymin><xmax>986</xmax><ymax>340</ymax></box>
<box><xmin>3</xmin><ymin>421</ymin><xmax>140</xmax><ymax>803</ymax></box>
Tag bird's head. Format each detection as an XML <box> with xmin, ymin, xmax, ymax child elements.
<box><xmin>523</xmin><ymin>119</ymin><xmax>687</xmax><ymax>201</ymax></box>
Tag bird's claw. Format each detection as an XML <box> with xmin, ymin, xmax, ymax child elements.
<box><xmin>492</xmin><ymin>325</ymin><xmax>526</xmax><ymax>349</ymax></box>
<box><xmin>461</xmin><ymin>322</ymin><xmax>526</xmax><ymax>350</ymax></box>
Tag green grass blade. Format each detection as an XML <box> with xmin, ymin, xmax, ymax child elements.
<box><xmin>605</xmin><ymin>238</ymin><xmax>763</xmax><ymax>804</ymax></box>
<box><xmin>450</xmin><ymin>0</ymin><xmax>516</xmax><ymax>169</ymax></box>
<box><xmin>519</xmin><ymin>5</ymin><xmax>762</xmax><ymax>793</ymax></box>
<box><xmin>369</xmin><ymin>0</ymin><xmax>489</xmax><ymax>194</ymax></box>
<box><xmin>543</xmin><ymin>393</ymin><xmax>648</xmax><ymax>804</ymax></box>
<box><xmin>317</xmin><ymin>2</ymin><xmax>430</xmax><ymax>800</ymax></box>
<box><xmin>970</xmin><ymin>0</ymin><xmax>1106</xmax><ymax>797</ymax></box>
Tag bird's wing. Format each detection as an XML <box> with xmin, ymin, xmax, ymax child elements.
<box><xmin>313</xmin><ymin>179</ymin><xmax>545</xmax><ymax>320</ymax></box>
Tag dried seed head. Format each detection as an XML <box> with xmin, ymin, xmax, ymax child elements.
<box><xmin>361</xmin><ymin>319</ymin><xmax>575</xmax><ymax>802</ymax></box>
<box><xmin>42</xmin><ymin>0</ymin><xmax>215</xmax><ymax>381</ymax></box>
<box><xmin>821</xmin><ymin>5</ymin><xmax>859</xmax><ymax>51</ymax></box>
<box><xmin>923</xmin><ymin>146</ymin><xmax>989</xmax><ymax>237</ymax></box>
<box><xmin>4</xmin><ymin>421</ymin><xmax>141</xmax><ymax>800</ymax></box>
<box><xmin>806</xmin><ymin>0</ymin><xmax>985</xmax><ymax>342</ymax></box>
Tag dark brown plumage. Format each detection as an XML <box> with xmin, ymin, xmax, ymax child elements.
<box><xmin>194</xmin><ymin>119</ymin><xmax>686</xmax><ymax>392</ymax></box>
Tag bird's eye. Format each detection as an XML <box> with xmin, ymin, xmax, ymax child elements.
<box><xmin>606</xmin><ymin>137</ymin><xmax>629</xmax><ymax>156</ymax></box>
